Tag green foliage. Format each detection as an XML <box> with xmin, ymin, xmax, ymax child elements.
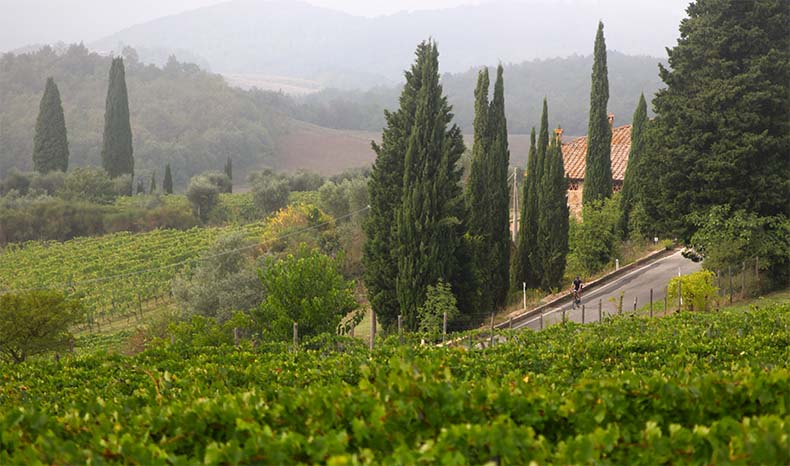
<box><xmin>172</xmin><ymin>233</ymin><xmax>264</xmax><ymax>323</ymax></box>
<box><xmin>641</xmin><ymin>0</ymin><xmax>790</xmax><ymax>239</ymax></box>
<box><xmin>186</xmin><ymin>174</ymin><xmax>220</xmax><ymax>222</ymax></box>
<box><xmin>135</xmin><ymin>178</ymin><xmax>144</xmax><ymax>195</ymax></box>
<box><xmin>101</xmin><ymin>57</ymin><xmax>134</xmax><ymax>178</ymax></box>
<box><xmin>618</xmin><ymin>93</ymin><xmax>648</xmax><ymax>238</ymax></box>
<box><xmin>32</xmin><ymin>77</ymin><xmax>69</xmax><ymax>173</ymax></box>
<box><xmin>224</xmin><ymin>156</ymin><xmax>233</xmax><ymax>183</ymax></box>
<box><xmin>162</xmin><ymin>164</ymin><xmax>173</xmax><ymax>194</ymax></box>
<box><xmin>318</xmin><ymin>177</ymin><xmax>369</xmax><ymax>223</ymax></box>
<box><xmin>417</xmin><ymin>280</ymin><xmax>460</xmax><ymax>334</ymax></box>
<box><xmin>202</xmin><ymin>170</ymin><xmax>232</xmax><ymax>194</ymax></box>
<box><xmin>536</xmin><ymin>136</ymin><xmax>570</xmax><ymax>290</ymax></box>
<box><xmin>148</xmin><ymin>170</ymin><xmax>156</xmax><ymax>194</ymax></box>
<box><xmin>168</xmin><ymin>312</ymin><xmax>255</xmax><ymax>349</ymax></box>
<box><xmin>690</xmin><ymin>206</ymin><xmax>790</xmax><ymax>288</ymax></box>
<box><xmin>568</xmin><ymin>196</ymin><xmax>620</xmax><ymax>277</ymax></box>
<box><xmin>0</xmin><ymin>291</ymin><xmax>83</xmax><ymax>363</ymax></box>
<box><xmin>668</xmin><ymin>270</ymin><xmax>718</xmax><ymax>312</ymax></box>
<box><xmin>253</xmin><ymin>245</ymin><xmax>357</xmax><ymax>341</ymax></box>
<box><xmin>251</xmin><ymin>173</ymin><xmax>291</xmax><ymax>216</ymax></box>
<box><xmin>583</xmin><ymin>21</ymin><xmax>613</xmax><ymax>205</ymax></box>
<box><xmin>513</xmin><ymin>128</ymin><xmax>537</xmax><ymax>288</ymax></box>
<box><xmin>57</xmin><ymin>167</ymin><xmax>116</xmax><ymax>205</ymax></box>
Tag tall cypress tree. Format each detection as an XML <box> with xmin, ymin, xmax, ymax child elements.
<box><xmin>583</xmin><ymin>21</ymin><xmax>613</xmax><ymax>205</ymax></box>
<box><xmin>149</xmin><ymin>170</ymin><xmax>157</xmax><ymax>194</ymax></box>
<box><xmin>513</xmin><ymin>128</ymin><xmax>537</xmax><ymax>287</ymax></box>
<box><xmin>224</xmin><ymin>156</ymin><xmax>233</xmax><ymax>193</ymax></box>
<box><xmin>363</xmin><ymin>42</ymin><xmax>430</xmax><ymax>330</ymax></box>
<box><xmin>487</xmin><ymin>64</ymin><xmax>511</xmax><ymax>308</ymax></box>
<box><xmin>618</xmin><ymin>93</ymin><xmax>648</xmax><ymax>238</ymax></box>
<box><xmin>395</xmin><ymin>41</ymin><xmax>465</xmax><ymax>331</ymax></box>
<box><xmin>529</xmin><ymin>100</ymin><xmax>550</xmax><ymax>285</ymax></box>
<box><xmin>32</xmin><ymin>77</ymin><xmax>69</xmax><ymax>173</ymax></box>
<box><xmin>163</xmin><ymin>163</ymin><xmax>173</xmax><ymax>194</ymax></box>
<box><xmin>537</xmin><ymin>132</ymin><xmax>570</xmax><ymax>290</ymax></box>
<box><xmin>535</xmin><ymin>98</ymin><xmax>550</xmax><ymax>187</ymax></box>
<box><xmin>101</xmin><ymin>57</ymin><xmax>134</xmax><ymax>178</ymax></box>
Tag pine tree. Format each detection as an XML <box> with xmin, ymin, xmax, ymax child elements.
<box><xmin>618</xmin><ymin>93</ymin><xmax>647</xmax><ymax>238</ymax></box>
<box><xmin>537</xmin><ymin>132</ymin><xmax>570</xmax><ymax>290</ymax></box>
<box><xmin>149</xmin><ymin>170</ymin><xmax>157</xmax><ymax>194</ymax></box>
<box><xmin>642</xmin><ymin>0</ymin><xmax>789</xmax><ymax>240</ymax></box>
<box><xmin>32</xmin><ymin>77</ymin><xmax>69</xmax><ymax>173</ymax></box>
<box><xmin>513</xmin><ymin>128</ymin><xmax>537</xmax><ymax>288</ymax></box>
<box><xmin>583</xmin><ymin>21</ymin><xmax>613</xmax><ymax>205</ymax></box>
<box><xmin>395</xmin><ymin>40</ymin><xmax>465</xmax><ymax>331</ymax></box>
<box><xmin>163</xmin><ymin>164</ymin><xmax>173</xmax><ymax>194</ymax></box>
<box><xmin>363</xmin><ymin>42</ymin><xmax>430</xmax><ymax>330</ymax></box>
<box><xmin>224</xmin><ymin>156</ymin><xmax>233</xmax><ymax>193</ymax></box>
<box><xmin>101</xmin><ymin>57</ymin><xmax>134</xmax><ymax>178</ymax></box>
<box><xmin>486</xmin><ymin>64</ymin><xmax>511</xmax><ymax>308</ymax></box>
<box><xmin>529</xmin><ymin>100</ymin><xmax>550</xmax><ymax>285</ymax></box>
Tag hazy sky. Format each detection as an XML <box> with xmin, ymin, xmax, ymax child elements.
<box><xmin>0</xmin><ymin>0</ymin><xmax>691</xmax><ymax>52</ymax></box>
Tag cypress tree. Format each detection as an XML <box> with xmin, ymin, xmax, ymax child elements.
<box><xmin>363</xmin><ymin>42</ymin><xmax>430</xmax><ymax>330</ymax></box>
<box><xmin>32</xmin><ymin>77</ymin><xmax>69</xmax><ymax>173</ymax></box>
<box><xmin>163</xmin><ymin>164</ymin><xmax>173</xmax><ymax>194</ymax></box>
<box><xmin>535</xmin><ymin>98</ymin><xmax>549</xmax><ymax>187</ymax></box>
<box><xmin>487</xmin><ymin>64</ymin><xmax>511</xmax><ymax>308</ymax></box>
<box><xmin>225</xmin><ymin>156</ymin><xmax>233</xmax><ymax>193</ymax></box>
<box><xmin>529</xmin><ymin>100</ymin><xmax>550</xmax><ymax>285</ymax></box>
<box><xmin>583</xmin><ymin>21</ymin><xmax>613</xmax><ymax>205</ymax></box>
<box><xmin>149</xmin><ymin>170</ymin><xmax>157</xmax><ymax>194</ymax></box>
<box><xmin>395</xmin><ymin>40</ymin><xmax>465</xmax><ymax>331</ymax></box>
<box><xmin>513</xmin><ymin>128</ymin><xmax>537</xmax><ymax>287</ymax></box>
<box><xmin>136</xmin><ymin>178</ymin><xmax>145</xmax><ymax>195</ymax></box>
<box><xmin>618</xmin><ymin>93</ymin><xmax>648</xmax><ymax>238</ymax></box>
<box><xmin>101</xmin><ymin>57</ymin><xmax>134</xmax><ymax>178</ymax></box>
<box><xmin>537</xmin><ymin>132</ymin><xmax>570</xmax><ymax>290</ymax></box>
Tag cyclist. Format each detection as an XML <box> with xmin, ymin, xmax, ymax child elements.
<box><xmin>572</xmin><ymin>276</ymin><xmax>583</xmax><ymax>305</ymax></box>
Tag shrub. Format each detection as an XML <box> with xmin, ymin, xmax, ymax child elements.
<box><xmin>58</xmin><ymin>168</ymin><xmax>116</xmax><ymax>204</ymax></box>
<box><xmin>668</xmin><ymin>270</ymin><xmax>718</xmax><ymax>312</ymax></box>
<box><xmin>186</xmin><ymin>175</ymin><xmax>220</xmax><ymax>222</ymax></box>
<box><xmin>417</xmin><ymin>280</ymin><xmax>460</xmax><ymax>334</ymax></box>
<box><xmin>568</xmin><ymin>196</ymin><xmax>620</xmax><ymax>277</ymax></box>
<box><xmin>202</xmin><ymin>171</ymin><xmax>232</xmax><ymax>194</ymax></box>
<box><xmin>252</xmin><ymin>175</ymin><xmax>290</xmax><ymax>216</ymax></box>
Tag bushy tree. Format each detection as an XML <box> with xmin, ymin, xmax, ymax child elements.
<box><xmin>0</xmin><ymin>291</ymin><xmax>84</xmax><ymax>363</ymax></box>
<box><xmin>101</xmin><ymin>57</ymin><xmax>134</xmax><ymax>178</ymax></box>
<box><xmin>568</xmin><ymin>196</ymin><xmax>620</xmax><ymax>277</ymax></box>
<box><xmin>202</xmin><ymin>171</ymin><xmax>232</xmax><ymax>194</ymax></box>
<box><xmin>32</xmin><ymin>77</ymin><xmax>69</xmax><ymax>173</ymax></box>
<box><xmin>583</xmin><ymin>21</ymin><xmax>613</xmax><ymax>205</ymax></box>
<box><xmin>253</xmin><ymin>245</ymin><xmax>357</xmax><ymax>341</ymax></box>
<box><xmin>252</xmin><ymin>174</ymin><xmax>290</xmax><ymax>216</ymax></box>
<box><xmin>417</xmin><ymin>280</ymin><xmax>459</xmax><ymax>334</ymax></box>
<box><xmin>58</xmin><ymin>167</ymin><xmax>116</xmax><ymax>204</ymax></box>
<box><xmin>641</xmin><ymin>0</ymin><xmax>789</xmax><ymax>240</ymax></box>
<box><xmin>186</xmin><ymin>175</ymin><xmax>220</xmax><ymax>222</ymax></box>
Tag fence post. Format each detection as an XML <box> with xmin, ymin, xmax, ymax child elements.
<box><xmin>678</xmin><ymin>278</ymin><xmax>683</xmax><ymax>312</ymax></box>
<box><xmin>293</xmin><ymin>322</ymin><xmax>299</xmax><ymax>351</ymax></box>
<box><xmin>755</xmin><ymin>257</ymin><xmax>760</xmax><ymax>292</ymax></box>
<box><xmin>509</xmin><ymin>316</ymin><xmax>513</xmax><ymax>329</ymax></box>
<box><xmin>618</xmin><ymin>294</ymin><xmax>624</xmax><ymax>315</ymax></box>
<box><xmin>398</xmin><ymin>314</ymin><xmax>403</xmax><ymax>345</ymax></box>
<box><xmin>729</xmin><ymin>266</ymin><xmax>733</xmax><ymax>305</ymax></box>
<box><xmin>540</xmin><ymin>312</ymin><xmax>544</xmax><ymax>330</ymax></box>
<box><xmin>442</xmin><ymin>312</ymin><xmax>448</xmax><ymax>344</ymax></box>
<box><xmin>649</xmin><ymin>289</ymin><xmax>654</xmax><ymax>318</ymax></box>
<box><xmin>234</xmin><ymin>327</ymin><xmax>240</xmax><ymax>347</ymax></box>
<box><xmin>489</xmin><ymin>313</ymin><xmax>495</xmax><ymax>347</ymax></box>
<box><xmin>582</xmin><ymin>305</ymin><xmax>586</xmax><ymax>324</ymax></box>
<box><xmin>633</xmin><ymin>296</ymin><xmax>638</xmax><ymax>313</ymax></box>
<box><xmin>562</xmin><ymin>309</ymin><xmax>566</xmax><ymax>323</ymax></box>
<box><xmin>664</xmin><ymin>286</ymin><xmax>669</xmax><ymax>316</ymax></box>
<box><xmin>741</xmin><ymin>261</ymin><xmax>746</xmax><ymax>298</ymax></box>
<box><xmin>598</xmin><ymin>299</ymin><xmax>602</xmax><ymax>322</ymax></box>
<box><xmin>370</xmin><ymin>311</ymin><xmax>376</xmax><ymax>350</ymax></box>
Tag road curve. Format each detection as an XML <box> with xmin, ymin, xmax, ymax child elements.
<box><xmin>516</xmin><ymin>250</ymin><xmax>702</xmax><ymax>330</ymax></box>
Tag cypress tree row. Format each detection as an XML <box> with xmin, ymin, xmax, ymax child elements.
<box><xmin>513</xmin><ymin>128</ymin><xmax>537</xmax><ymax>288</ymax></box>
<box><xmin>487</xmin><ymin>64</ymin><xmax>511</xmax><ymax>308</ymax></box>
<box><xmin>163</xmin><ymin>164</ymin><xmax>173</xmax><ymax>194</ymax></box>
<box><xmin>537</xmin><ymin>132</ymin><xmax>570</xmax><ymax>290</ymax></box>
<box><xmin>363</xmin><ymin>42</ymin><xmax>429</xmax><ymax>330</ymax></box>
<box><xmin>583</xmin><ymin>21</ymin><xmax>613</xmax><ymax>205</ymax></box>
<box><xmin>395</xmin><ymin>41</ymin><xmax>465</xmax><ymax>331</ymax></box>
<box><xmin>618</xmin><ymin>93</ymin><xmax>648</xmax><ymax>238</ymax></box>
<box><xmin>101</xmin><ymin>57</ymin><xmax>134</xmax><ymax>178</ymax></box>
<box><xmin>32</xmin><ymin>77</ymin><xmax>69</xmax><ymax>173</ymax></box>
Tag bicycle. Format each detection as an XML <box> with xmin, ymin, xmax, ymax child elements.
<box><xmin>571</xmin><ymin>288</ymin><xmax>582</xmax><ymax>309</ymax></box>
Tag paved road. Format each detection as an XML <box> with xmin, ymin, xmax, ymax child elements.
<box><xmin>516</xmin><ymin>251</ymin><xmax>702</xmax><ymax>330</ymax></box>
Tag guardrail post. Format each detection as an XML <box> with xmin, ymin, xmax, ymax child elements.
<box><xmin>509</xmin><ymin>316</ymin><xmax>513</xmax><ymax>329</ymax></box>
<box><xmin>649</xmin><ymin>289</ymin><xmax>653</xmax><ymax>318</ymax></box>
<box><xmin>633</xmin><ymin>296</ymin><xmax>638</xmax><ymax>313</ymax></box>
<box><xmin>582</xmin><ymin>305</ymin><xmax>585</xmax><ymax>324</ymax></box>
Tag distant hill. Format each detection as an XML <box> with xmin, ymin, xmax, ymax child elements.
<box><xmin>92</xmin><ymin>0</ymin><xmax>682</xmax><ymax>89</ymax></box>
<box><xmin>0</xmin><ymin>45</ymin><xmax>282</xmax><ymax>185</ymax></box>
<box><xmin>290</xmin><ymin>51</ymin><xmax>665</xmax><ymax>137</ymax></box>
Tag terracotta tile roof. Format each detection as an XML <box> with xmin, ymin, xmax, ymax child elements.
<box><xmin>562</xmin><ymin>124</ymin><xmax>632</xmax><ymax>182</ymax></box>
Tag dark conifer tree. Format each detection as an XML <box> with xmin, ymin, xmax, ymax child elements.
<box><xmin>149</xmin><ymin>170</ymin><xmax>157</xmax><ymax>194</ymax></box>
<box><xmin>487</xmin><ymin>64</ymin><xmax>511</xmax><ymax>308</ymax></box>
<box><xmin>101</xmin><ymin>57</ymin><xmax>134</xmax><ymax>178</ymax></box>
<box><xmin>513</xmin><ymin>128</ymin><xmax>537</xmax><ymax>287</ymax></box>
<box><xmin>618</xmin><ymin>93</ymin><xmax>647</xmax><ymax>238</ymax></box>
<box><xmin>163</xmin><ymin>163</ymin><xmax>173</xmax><ymax>194</ymax></box>
<box><xmin>535</xmin><ymin>98</ymin><xmax>550</xmax><ymax>188</ymax></box>
<box><xmin>32</xmin><ymin>77</ymin><xmax>69</xmax><ymax>173</ymax></box>
<box><xmin>529</xmin><ymin>100</ymin><xmax>550</xmax><ymax>284</ymax></box>
<box><xmin>395</xmin><ymin>41</ymin><xmax>465</xmax><ymax>331</ymax></box>
<box><xmin>363</xmin><ymin>42</ymin><xmax>430</xmax><ymax>330</ymax></box>
<box><xmin>136</xmin><ymin>178</ymin><xmax>145</xmax><ymax>195</ymax></box>
<box><xmin>583</xmin><ymin>21</ymin><xmax>613</xmax><ymax>205</ymax></box>
<box><xmin>224</xmin><ymin>156</ymin><xmax>233</xmax><ymax>193</ymax></box>
<box><xmin>537</xmin><ymin>132</ymin><xmax>569</xmax><ymax>290</ymax></box>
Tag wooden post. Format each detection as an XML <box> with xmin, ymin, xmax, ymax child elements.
<box><xmin>598</xmin><ymin>299</ymin><xmax>602</xmax><ymax>322</ymax></box>
<box><xmin>233</xmin><ymin>327</ymin><xmax>240</xmax><ymax>347</ymax></box>
<box><xmin>649</xmin><ymin>289</ymin><xmax>654</xmax><ymax>318</ymax></box>
<box><xmin>489</xmin><ymin>313</ymin><xmax>495</xmax><ymax>347</ymax></box>
<box><xmin>293</xmin><ymin>322</ymin><xmax>298</xmax><ymax>350</ymax></box>
<box><xmin>562</xmin><ymin>309</ymin><xmax>566</xmax><ymax>323</ymax></box>
<box><xmin>398</xmin><ymin>314</ymin><xmax>403</xmax><ymax>345</ymax></box>
<box><xmin>664</xmin><ymin>286</ymin><xmax>669</xmax><ymax>316</ymax></box>
<box><xmin>755</xmin><ymin>257</ymin><xmax>760</xmax><ymax>292</ymax></box>
<box><xmin>633</xmin><ymin>296</ymin><xmax>638</xmax><ymax>312</ymax></box>
<box><xmin>729</xmin><ymin>266</ymin><xmax>733</xmax><ymax>305</ymax></box>
<box><xmin>678</xmin><ymin>278</ymin><xmax>683</xmax><ymax>312</ymax></box>
<box><xmin>540</xmin><ymin>312</ymin><xmax>544</xmax><ymax>330</ymax></box>
<box><xmin>582</xmin><ymin>305</ymin><xmax>586</xmax><ymax>324</ymax></box>
<box><xmin>442</xmin><ymin>312</ymin><xmax>448</xmax><ymax>344</ymax></box>
<box><xmin>741</xmin><ymin>261</ymin><xmax>746</xmax><ymax>298</ymax></box>
<box><xmin>509</xmin><ymin>316</ymin><xmax>513</xmax><ymax>329</ymax></box>
<box><xmin>370</xmin><ymin>311</ymin><xmax>376</xmax><ymax>350</ymax></box>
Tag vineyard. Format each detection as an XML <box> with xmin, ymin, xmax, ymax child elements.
<box><xmin>1</xmin><ymin>303</ymin><xmax>787</xmax><ymax>464</ymax></box>
<box><xmin>0</xmin><ymin>222</ymin><xmax>266</xmax><ymax>324</ymax></box>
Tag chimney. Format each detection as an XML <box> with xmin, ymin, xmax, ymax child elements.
<box><xmin>554</xmin><ymin>127</ymin><xmax>563</xmax><ymax>143</ymax></box>
<box><xmin>608</xmin><ymin>113</ymin><xmax>615</xmax><ymax>127</ymax></box>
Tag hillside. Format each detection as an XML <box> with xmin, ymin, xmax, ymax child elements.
<box><xmin>0</xmin><ymin>44</ymin><xmax>282</xmax><ymax>185</ymax></box>
<box><xmin>91</xmin><ymin>0</ymin><xmax>683</xmax><ymax>88</ymax></box>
